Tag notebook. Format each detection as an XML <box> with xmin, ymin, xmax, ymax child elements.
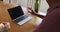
<box><xmin>8</xmin><ymin>6</ymin><xmax>32</xmax><ymax>25</ymax></box>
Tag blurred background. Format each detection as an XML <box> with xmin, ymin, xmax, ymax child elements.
<box><xmin>2</xmin><ymin>0</ymin><xmax>49</xmax><ymax>25</ymax></box>
<box><xmin>3</xmin><ymin>0</ymin><xmax>49</xmax><ymax>14</ymax></box>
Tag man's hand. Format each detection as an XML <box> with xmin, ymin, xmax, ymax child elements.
<box><xmin>27</xmin><ymin>7</ymin><xmax>37</xmax><ymax>15</ymax></box>
<box><xmin>27</xmin><ymin>7</ymin><xmax>45</xmax><ymax>19</ymax></box>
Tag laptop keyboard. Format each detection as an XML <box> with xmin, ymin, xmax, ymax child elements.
<box><xmin>14</xmin><ymin>15</ymin><xmax>28</xmax><ymax>23</ymax></box>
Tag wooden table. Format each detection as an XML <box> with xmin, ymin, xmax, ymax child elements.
<box><xmin>0</xmin><ymin>1</ymin><xmax>38</xmax><ymax>32</ymax></box>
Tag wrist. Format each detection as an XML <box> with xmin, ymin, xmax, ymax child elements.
<box><xmin>33</xmin><ymin>12</ymin><xmax>38</xmax><ymax>16</ymax></box>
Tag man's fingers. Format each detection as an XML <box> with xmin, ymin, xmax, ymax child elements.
<box><xmin>28</xmin><ymin>10</ymin><xmax>32</xmax><ymax>13</ymax></box>
<box><xmin>27</xmin><ymin>7</ymin><xmax>33</xmax><ymax>11</ymax></box>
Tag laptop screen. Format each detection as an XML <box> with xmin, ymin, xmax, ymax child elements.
<box><xmin>8</xmin><ymin>6</ymin><xmax>24</xmax><ymax>20</ymax></box>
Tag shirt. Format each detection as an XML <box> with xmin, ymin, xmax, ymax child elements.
<box><xmin>34</xmin><ymin>2</ymin><xmax>60</xmax><ymax>32</ymax></box>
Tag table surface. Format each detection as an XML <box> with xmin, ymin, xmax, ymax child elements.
<box><xmin>0</xmin><ymin>1</ymin><xmax>42</xmax><ymax>32</ymax></box>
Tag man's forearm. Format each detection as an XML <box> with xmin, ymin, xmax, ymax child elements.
<box><xmin>35</xmin><ymin>13</ymin><xmax>45</xmax><ymax>19</ymax></box>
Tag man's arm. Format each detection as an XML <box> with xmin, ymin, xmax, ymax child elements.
<box><xmin>34</xmin><ymin>13</ymin><xmax>45</xmax><ymax>19</ymax></box>
<box><xmin>34</xmin><ymin>8</ymin><xmax>60</xmax><ymax>32</ymax></box>
<box><xmin>28</xmin><ymin>8</ymin><xmax>45</xmax><ymax>19</ymax></box>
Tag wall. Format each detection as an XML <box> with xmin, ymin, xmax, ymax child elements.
<box><xmin>17</xmin><ymin>0</ymin><xmax>49</xmax><ymax>14</ymax></box>
<box><xmin>39</xmin><ymin>0</ymin><xmax>49</xmax><ymax>13</ymax></box>
<box><xmin>3</xmin><ymin>0</ymin><xmax>49</xmax><ymax>14</ymax></box>
<box><xmin>17</xmin><ymin>0</ymin><xmax>28</xmax><ymax>7</ymax></box>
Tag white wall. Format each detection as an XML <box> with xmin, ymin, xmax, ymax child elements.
<box><xmin>3</xmin><ymin>0</ymin><xmax>49</xmax><ymax>14</ymax></box>
<box><xmin>17</xmin><ymin>0</ymin><xmax>35</xmax><ymax>9</ymax></box>
<box><xmin>39</xmin><ymin>0</ymin><xmax>49</xmax><ymax>13</ymax></box>
<box><xmin>17</xmin><ymin>0</ymin><xmax>28</xmax><ymax>7</ymax></box>
<box><xmin>3</xmin><ymin>0</ymin><xmax>9</xmax><ymax>3</ymax></box>
<box><xmin>17</xmin><ymin>0</ymin><xmax>49</xmax><ymax>13</ymax></box>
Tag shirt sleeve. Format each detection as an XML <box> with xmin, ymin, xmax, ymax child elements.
<box><xmin>34</xmin><ymin>8</ymin><xmax>60</xmax><ymax>32</ymax></box>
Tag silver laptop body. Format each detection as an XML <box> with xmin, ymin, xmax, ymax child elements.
<box><xmin>8</xmin><ymin>6</ymin><xmax>32</xmax><ymax>25</ymax></box>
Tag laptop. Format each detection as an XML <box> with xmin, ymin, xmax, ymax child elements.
<box><xmin>8</xmin><ymin>6</ymin><xmax>32</xmax><ymax>25</ymax></box>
